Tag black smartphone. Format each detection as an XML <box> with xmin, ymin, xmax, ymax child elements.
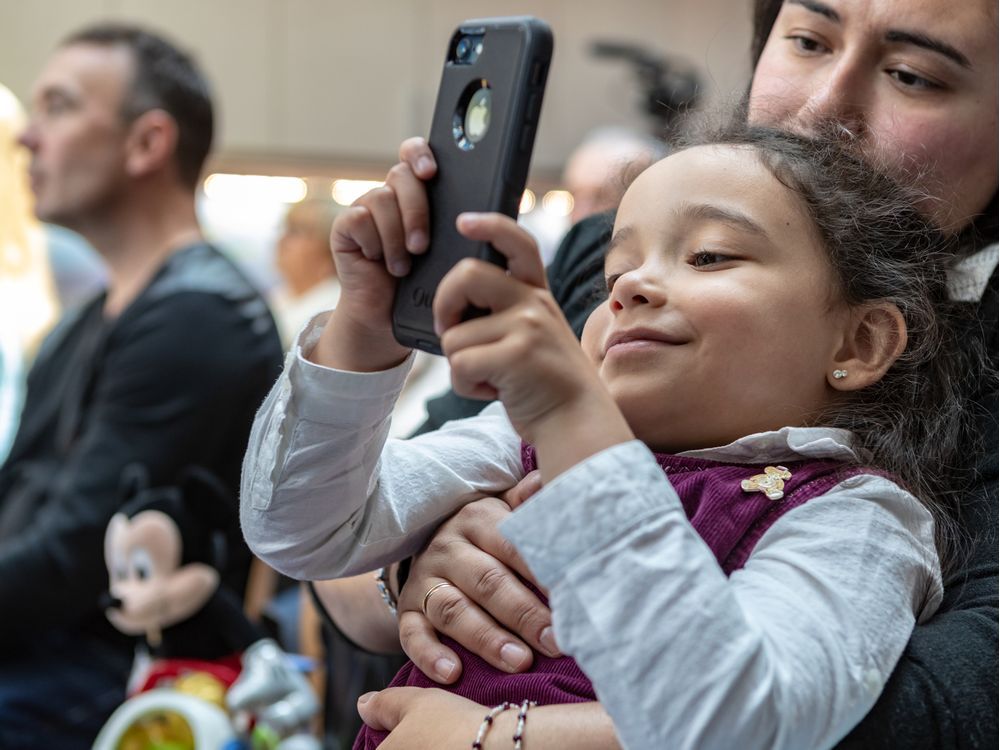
<box><xmin>391</xmin><ymin>16</ymin><xmax>553</xmax><ymax>354</ymax></box>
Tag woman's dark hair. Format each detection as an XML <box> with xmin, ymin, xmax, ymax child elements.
<box><xmin>61</xmin><ymin>23</ymin><xmax>214</xmax><ymax>190</ymax></box>
<box><xmin>678</xmin><ymin>120</ymin><xmax>981</xmax><ymax>571</ymax></box>
<box><xmin>748</xmin><ymin>0</ymin><xmax>998</xmax><ymax>249</ymax></box>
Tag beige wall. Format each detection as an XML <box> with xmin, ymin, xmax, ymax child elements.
<box><xmin>0</xmin><ymin>1</ymin><xmax>752</xmax><ymax>181</ymax></box>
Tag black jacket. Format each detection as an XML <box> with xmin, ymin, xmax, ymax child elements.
<box><xmin>0</xmin><ymin>243</ymin><xmax>283</xmax><ymax>653</ymax></box>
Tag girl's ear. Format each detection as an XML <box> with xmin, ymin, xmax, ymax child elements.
<box><xmin>829</xmin><ymin>302</ymin><xmax>907</xmax><ymax>391</ymax></box>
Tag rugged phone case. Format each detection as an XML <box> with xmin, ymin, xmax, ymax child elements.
<box><xmin>391</xmin><ymin>16</ymin><xmax>553</xmax><ymax>353</ymax></box>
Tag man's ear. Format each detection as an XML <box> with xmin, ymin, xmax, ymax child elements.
<box><xmin>829</xmin><ymin>302</ymin><xmax>907</xmax><ymax>391</ymax></box>
<box><xmin>124</xmin><ymin>109</ymin><xmax>178</xmax><ymax>179</ymax></box>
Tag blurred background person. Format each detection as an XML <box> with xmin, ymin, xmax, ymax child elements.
<box><xmin>562</xmin><ymin>126</ymin><xmax>665</xmax><ymax>224</ymax></box>
<box><xmin>0</xmin><ymin>24</ymin><xmax>283</xmax><ymax>748</ymax></box>
<box><xmin>0</xmin><ymin>83</ymin><xmax>59</xmax><ymax>462</ymax></box>
<box><xmin>270</xmin><ymin>198</ymin><xmax>341</xmax><ymax>348</ymax></box>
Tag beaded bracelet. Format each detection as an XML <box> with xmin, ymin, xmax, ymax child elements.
<box><xmin>374</xmin><ymin>566</ymin><xmax>397</xmax><ymax>617</ymax></box>
<box><xmin>513</xmin><ymin>699</ymin><xmax>537</xmax><ymax>750</ymax></box>
<box><xmin>472</xmin><ymin>701</ymin><xmax>514</xmax><ymax>749</ymax></box>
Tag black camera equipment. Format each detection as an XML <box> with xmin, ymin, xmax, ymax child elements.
<box><xmin>590</xmin><ymin>40</ymin><xmax>700</xmax><ymax>133</ymax></box>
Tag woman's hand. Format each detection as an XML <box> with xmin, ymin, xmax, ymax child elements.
<box><xmin>396</xmin><ymin>476</ymin><xmax>556</xmax><ymax>684</ymax></box>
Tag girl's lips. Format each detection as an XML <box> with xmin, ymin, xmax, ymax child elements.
<box><xmin>604</xmin><ymin>328</ymin><xmax>686</xmax><ymax>356</ymax></box>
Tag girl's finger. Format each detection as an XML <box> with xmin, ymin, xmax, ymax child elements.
<box><xmin>399</xmin><ymin>137</ymin><xmax>437</xmax><ymax>180</ymax></box>
<box><xmin>331</xmin><ymin>204</ymin><xmax>383</xmax><ymax>261</ymax></box>
<box><xmin>456</xmin><ymin>212</ymin><xmax>547</xmax><ymax>288</ymax></box>
<box><xmin>385</xmin><ymin>161</ymin><xmax>431</xmax><ymax>254</ymax></box>
<box><xmin>432</xmin><ymin>259</ymin><xmax>535</xmax><ymax>335</ymax></box>
<box><xmin>359</xmin><ymin>185</ymin><xmax>409</xmax><ymax>276</ymax></box>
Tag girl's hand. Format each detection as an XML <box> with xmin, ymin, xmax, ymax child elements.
<box><xmin>357</xmin><ymin>687</ymin><xmax>487</xmax><ymax>749</ymax></box>
<box><xmin>396</xmin><ymin>485</ymin><xmax>557</xmax><ymax>685</ymax></box>
<box><xmin>311</xmin><ymin>138</ymin><xmax>436</xmax><ymax>372</ymax></box>
<box><xmin>435</xmin><ymin>213</ymin><xmax>633</xmax><ymax>479</ymax></box>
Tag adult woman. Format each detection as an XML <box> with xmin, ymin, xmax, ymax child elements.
<box><xmin>308</xmin><ymin>0</ymin><xmax>997</xmax><ymax>746</ymax></box>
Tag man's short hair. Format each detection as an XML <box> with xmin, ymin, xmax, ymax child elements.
<box><xmin>62</xmin><ymin>23</ymin><xmax>214</xmax><ymax>190</ymax></box>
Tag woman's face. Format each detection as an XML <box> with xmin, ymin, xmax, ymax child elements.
<box><xmin>749</xmin><ymin>0</ymin><xmax>998</xmax><ymax>231</ymax></box>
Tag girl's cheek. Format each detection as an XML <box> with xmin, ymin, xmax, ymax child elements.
<box><xmin>581</xmin><ymin>304</ymin><xmax>611</xmax><ymax>364</ymax></box>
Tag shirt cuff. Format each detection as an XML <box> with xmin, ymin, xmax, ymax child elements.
<box><xmin>500</xmin><ymin>440</ymin><xmax>683</xmax><ymax>588</ymax></box>
<box><xmin>288</xmin><ymin>310</ymin><xmax>415</xmax><ymax>425</ymax></box>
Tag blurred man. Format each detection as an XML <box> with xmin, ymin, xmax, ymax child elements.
<box><xmin>562</xmin><ymin>126</ymin><xmax>665</xmax><ymax>224</ymax></box>
<box><xmin>270</xmin><ymin>198</ymin><xmax>340</xmax><ymax>347</ymax></box>
<box><xmin>2</xmin><ymin>23</ymin><xmax>282</xmax><ymax>748</ymax></box>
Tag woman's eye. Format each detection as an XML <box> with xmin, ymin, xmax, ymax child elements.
<box><xmin>691</xmin><ymin>251</ymin><xmax>730</xmax><ymax>268</ymax></box>
<box><xmin>887</xmin><ymin>69</ymin><xmax>940</xmax><ymax>90</ymax></box>
<box><xmin>605</xmin><ymin>273</ymin><xmax>623</xmax><ymax>292</ymax></box>
<box><xmin>785</xmin><ymin>34</ymin><xmax>829</xmax><ymax>55</ymax></box>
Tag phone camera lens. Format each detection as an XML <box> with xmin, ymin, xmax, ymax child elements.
<box><xmin>456</xmin><ymin>36</ymin><xmax>472</xmax><ymax>61</ymax></box>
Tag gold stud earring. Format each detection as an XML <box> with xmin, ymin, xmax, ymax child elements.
<box><xmin>833</xmin><ymin>369</ymin><xmax>848</xmax><ymax>380</ymax></box>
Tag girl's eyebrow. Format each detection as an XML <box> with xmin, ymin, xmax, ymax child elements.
<box><xmin>606</xmin><ymin>226</ymin><xmax>635</xmax><ymax>257</ymax></box>
<box><xmin>681</xmin><ymin>202</ymin><xmax>770</xmax><ymax>240</ymax></box>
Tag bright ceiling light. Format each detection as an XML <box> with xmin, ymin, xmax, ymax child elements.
<box><xmin>331</xmin><ymin>179</ymin><xmax>384</xmax><ymax>206</ymax></box>
<box><xmin>542</xmin><ymin>190</ymin><xmax>574</xmax><ymax>217</ymax></box>
<box><xmin>203</xmin><ymin>174</ymin><xmax>307</xmax><ymax>204</ymax></box>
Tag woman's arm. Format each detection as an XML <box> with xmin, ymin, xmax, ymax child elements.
<box><xmin>310</xmin><ymin>572</ymin><xmax>403</xmax><ymax>655</ymax></box>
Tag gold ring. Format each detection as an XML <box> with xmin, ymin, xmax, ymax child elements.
<box><xmin>421</xmin><ymin>581</ymin><xmax>456</xmax><ymax>616</ymax></box>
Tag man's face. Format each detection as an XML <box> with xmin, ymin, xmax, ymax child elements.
<box><xmin>18</xmin><ymin>43</ymin><xmax>134</xmax><ymax>229</ymax></box>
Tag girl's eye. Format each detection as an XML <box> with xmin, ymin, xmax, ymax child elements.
<box><xmin>691</xmin><ymin>251</ymin><xmax>730</xmax><ymax>268</ymax></box>
<box><xmin>887</xmin><ymin>69</ymin><xmax>941</xmax><ymax>91</ymax></box>
<box><xmin>605</xmin><ymin>273</ymin><xmax>623</xmax><ymax>292</ymax></box>
<box><xmin>785</xmin><ymin>34</ymin><xmax>829</xmax><ymax>55</ymax></box>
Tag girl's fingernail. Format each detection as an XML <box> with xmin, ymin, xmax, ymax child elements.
<box><xmin>390</xmin><ymin>259</ymin><xmax>409</xmax><ymax>277</ymax></box>
<box><xmin>434</xmin><ymin>657</ymin><xmax>457</xmax><ymax>681</ymax></box>
<box><xmin>358</xmin><ymin>691</ymin><xmax>376</xmax><ymax>705</ymax></box>
<box><xmin>408</xmin><ymin>230</ymin><xmax>427</xmax><ymax>251</ymax></box>
<box><xmin>417</xmin><ymin>156</ymin><xmax>434</xmax><ymax>175</ymax></box>
<box><xmin>434</xmin><ymin>319</ymin><xmax>443</xmax><ymax>337</ymax></box>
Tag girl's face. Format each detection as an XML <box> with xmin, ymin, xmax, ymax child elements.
<box><xmin>749</xmin><ymin>0</ymin><xmax>998</xmax><ymax>231</ymax></box>
<box><xmin>582</xmin><ymin>145</ymin><xmax>849</xmax><ymax>453</ymax></box>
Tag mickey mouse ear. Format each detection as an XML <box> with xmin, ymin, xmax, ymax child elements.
<box><xmin>117</xmin><ymin>462</ymin><xmax>152</xmax><ymax>503</ymax></box>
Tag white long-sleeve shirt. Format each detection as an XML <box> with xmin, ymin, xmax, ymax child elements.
<box><xmin>241</xmin><ymin>312</ymin><xmax>942</xmax><ymax>750</ymax></box>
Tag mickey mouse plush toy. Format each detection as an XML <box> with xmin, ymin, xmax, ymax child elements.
<box><xmin>102</xmin><ymin>465</ymin><xmax>261</xmax><ymax>668</ymax></box>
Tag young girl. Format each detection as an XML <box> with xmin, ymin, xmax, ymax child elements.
<box><xmin>241</xmin><ymin>123</ymin><xmax>969</xmax><ymax>749</ymax></box>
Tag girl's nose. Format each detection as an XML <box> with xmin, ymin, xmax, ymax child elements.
<box><xmin>610</xmin><ymin>268</ymin><xmax>665</xmax><ymax>312</ymax></box>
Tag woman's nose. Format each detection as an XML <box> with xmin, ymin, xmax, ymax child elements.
<box><xmin>798</xmin><ymin>59</ymin><xmax>869</xmax><ymax>138</ymax></box>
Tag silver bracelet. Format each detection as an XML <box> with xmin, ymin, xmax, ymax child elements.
<box><xmin>374</xmin><ymin>566</ymin><xmax>397</xmax><ymax>617</ymax></box>
<box><xmin>472</xmin><ymin>701</ymin><xmax>514</xmax><ymax>749</ymax></box>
